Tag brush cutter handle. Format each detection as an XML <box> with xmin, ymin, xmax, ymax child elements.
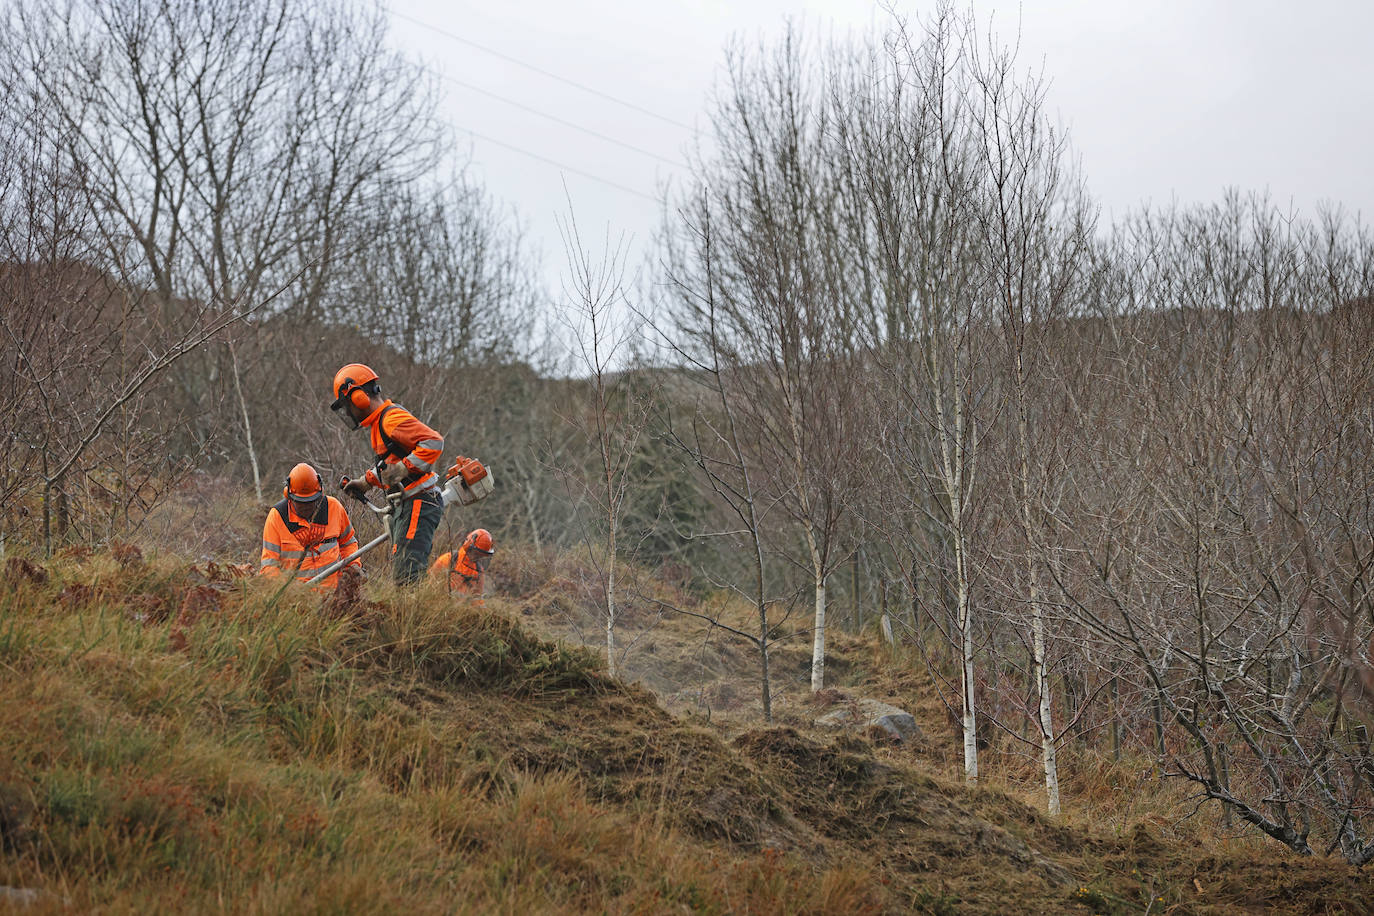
<box><xmin>365</xmin><ymin>492</ymin><xmax>403</xmax><ymax>516</ymax></box>
<box><xmin>340</xmin><ymin>477</ymin><xmax>404</xmax><ymax>516</ymax></box>
<box><xmin>339</xmin><ymin>475</ymin><xmax>370</xmax><ymax>502</ymax></box>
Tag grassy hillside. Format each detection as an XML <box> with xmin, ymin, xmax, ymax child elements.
<box><xmin>1</xmin><ymin>546</ymin><xmax>1372</xmax><ymax>914</ymax></box>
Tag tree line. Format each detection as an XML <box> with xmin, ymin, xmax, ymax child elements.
<box><xmin>3</xmin><ymin>0</ymin><xmax>1374</xmax><ymax>863</ymax></box>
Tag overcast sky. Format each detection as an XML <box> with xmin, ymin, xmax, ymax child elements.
<box><xmin>384</xmin><ymin>0</ymin><xmax>1374</xmax><ymax>295</ymax></box>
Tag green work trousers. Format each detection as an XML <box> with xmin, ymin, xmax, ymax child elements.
<box><xmin>388</xmin><ymin>489</ymin><xmax>443</xmax><ymax>585</ymax></box>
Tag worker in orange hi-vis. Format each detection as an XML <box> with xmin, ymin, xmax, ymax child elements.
<box><xmin>260</xmin><ymin>463</ymin><xmax>362</xmax><ymax>589</ymax></box>
<box><xmin>430</xmin><ymin>528</ymin><xmax>494</xmax><ymax>598</ymax></box>
<box><xmin>331</xmin><ymin>363</ymin><xmax>445</xmax><ymax>585</ymax></box>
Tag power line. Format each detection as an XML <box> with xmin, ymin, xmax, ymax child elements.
<box><xmin>388</xmin><ymin>6</ymin><xmax>697</xmax><ymax>133</ymax></box>
<box><xmin>438</xmin><ymin>71</ymin><xmax>689</xmax><ymax>171</ymax></box>
<box><xmin>459</xmin><ymin>126</ymin><xmax>662</xmax><ymax>203</ymax></box>
<box><xmin>384</xmin><ymin>7</ymin><xmax>685</xmax><ymax>204</ymax></box>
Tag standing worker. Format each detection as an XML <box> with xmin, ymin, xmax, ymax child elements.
<box><xmin>260</xmin><ymin>462</ymin><xmax>362</xmax><ymax>589</ymax></box>
<box><xmin>430</xmin><ymin>528</ymin><xmax>494</xmax><ymax>597</ymax></box>
<box><xmin>331</xmin><ymin>363</ymin><xmax>445</xmax><ymax>584</ymax></box>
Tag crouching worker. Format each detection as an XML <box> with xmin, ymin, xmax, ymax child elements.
<box><xmin>430</xmin><ymin>528</ymin><xmax>494</xmax><ymax>598</ymax></box>
<box><xmin>260</xmin><ymin>462</ymin><xmax>362</xmax><ymax>589</ymax></box>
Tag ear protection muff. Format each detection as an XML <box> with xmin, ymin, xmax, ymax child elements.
<box><xmin>340</xmin><ymin>378</ymin><xmax>379</xmax><ymax>412</ymax></box>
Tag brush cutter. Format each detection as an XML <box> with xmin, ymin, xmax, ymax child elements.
<box><xmin>303</xmin><ymin>458</ymin><xmax>493</xmax><ymax>586</ymax></box>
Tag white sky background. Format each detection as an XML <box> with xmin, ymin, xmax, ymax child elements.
<box><xmin>383</xmin><ymin>0</ymin><xmax>1374</xmax><ymax>313</ymax></box>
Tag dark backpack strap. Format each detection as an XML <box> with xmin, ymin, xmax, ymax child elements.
<box><xmin>375</xmin><ymin>404</ymin><xmax>411</xmax><ymax>461</ymax></box>
<box><xmin>373</xmin><ymin>404</ymin><xmax>428</xmax><ymax>491</ymax></box>
<box><xmin>274</xmin><ymin>497</ymin><xmax>327</xmax><ymax>535</ymax></box>
<box><xmin>273</xmin><ymin>499</ymin><xmax>297</xmax><ymax>534</ymax></box>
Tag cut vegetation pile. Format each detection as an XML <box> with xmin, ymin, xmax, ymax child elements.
<box><xmin>1</xmin><ymin>547</ymin><xmax>1371</xmax><ymax>913</ymax></box>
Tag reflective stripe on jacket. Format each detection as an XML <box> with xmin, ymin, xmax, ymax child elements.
<box><xmin>360</xmin><ymin>399</ymin><xmax>444</xmax><ymax>495</ymax></box>
<box><xmin>259</xmin><ymin>495</ymin><xmax>360</xmax><ymax>589</ymax></box>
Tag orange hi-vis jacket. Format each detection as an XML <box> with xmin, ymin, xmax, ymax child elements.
<box><xmin>430</xmin><ymin>546</ymin><xmax>484</xmax><ymax>595</ymax></box>
<box><xmin>260</xmin><ymin>495</ymin><xmax>360</xmax><ymax>589</ymax></box>
<box><xmin>360</xmin><ymin>400</ymin><xmax>444</xmax><ymax>495</ymax></box>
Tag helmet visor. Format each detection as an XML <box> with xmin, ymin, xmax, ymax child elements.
<box><xmin>290</xmin><ymin>495</ymin><xmax>325</xmax><ymax>524</ymax></box>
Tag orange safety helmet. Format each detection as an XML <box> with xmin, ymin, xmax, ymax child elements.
<box><xmin>465</xmin><ymin>528</ymin><xmax>494</xmax><ymax>555</ymax></box>
<box><xmin>284</xmin><ymin>462</ymin><xmax>323</xmax><ymax>502</ymax></box>
<box><xmin>330</xmin><ymin>363</ymin><xmax>380</xmax><ymax>420</ymax></box>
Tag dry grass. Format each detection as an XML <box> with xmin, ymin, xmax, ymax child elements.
<box><xmin>0</xmin><ymin>551</ymin><xmax>890</xmax><ymax>913</ymax></box>
<box><xmin>2</xmin><ymin>545</ymin><xmax>1372</xmax><ymax>914</ymax></box>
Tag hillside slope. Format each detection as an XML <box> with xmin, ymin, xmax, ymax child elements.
<box><xmin>1</xmin><ymin>549</ymin><xmax>1371</xmax><ymax>913</ymax></box>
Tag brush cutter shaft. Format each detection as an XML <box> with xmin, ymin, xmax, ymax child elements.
<box><xmin>303</xmin><ymin>530</ymin><xmax>389</xmax><ymax>585</ymax></box>
<box><xmin>302</xmin><ymin>490</ymin><xmax>400</xmax><ymax>586</ymax></box>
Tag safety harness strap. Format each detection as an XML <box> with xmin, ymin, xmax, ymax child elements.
<box><xmin>374</xmin><ymin>403</ymin><xmax>427</xmax><ymax>489</ymax></box>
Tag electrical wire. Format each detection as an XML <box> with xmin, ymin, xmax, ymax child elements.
<box><xmin>459</xmin><ymin>126</ymin><xmax>662</xmax><ymax>203</ymax></box>
<box><xmin>388</xmin><ymin>6</ymin><xmax>697</xmax><ymax>132</ymax></box>
<box><xmin>385</xmin><ymin>6</ymin><xmax>692</xmax><ymax>201</ymax></box>
<box><xmin>438</xmin><ymin>71</ymin><xmax>689</xmax><ymax>170</ymax></box>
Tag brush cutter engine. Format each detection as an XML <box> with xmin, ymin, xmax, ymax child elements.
<box><xmin>441</xmin><ymin>456</ymin><xmax>494</xmax><ymax>506</ymax></box>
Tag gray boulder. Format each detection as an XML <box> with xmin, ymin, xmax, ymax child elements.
<box><xmin>817</xmin><ymin>697</ymin><xmax>924</xmax><ymax>743</ymax></box>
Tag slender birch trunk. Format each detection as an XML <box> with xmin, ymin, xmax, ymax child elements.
<box><xmin>809</xmin><ymin>530</ymin><xmax>827</xmax><ymax>691</ymax></box>
<box><xmin>928</xmin><ymin>279</ymin><xmax>980</xmax><ymax>783</ymax></box>
<box><xmin>1015</xmin><ymin>361</ymin><xmax>1060</xmax><ymax>815</ymax></box>
<box><xmin>605</xmin><ymin>555</ymin><xmax>617</xmax><ymax>679</ymax></box>
<box><xmin>958</xmin><ymin>557</ymin><xmax>978</xmax><ymax>782</ymax></box>
<box><xmin>879</xmin><ymin>581</ymin><xmax>894</xmax><ymax>646</ymax></box>
<box><xmin>810</xmin><ymin>592</ymin><xmax>827</xmax><ymax>689</ymax></box>
<box><xmin>600</xmin><ymin>367</ymin><xmax>619</xmax><ymax>680</ymax></box>
<box><xmin>229</xmin><ymin>339</ymin><xmax>262</xmax><ymax>503</ymax></box>
<box><xmin>943</xmin><ymin>399</ymin><xmax>979</xmax><ymax>783</ymax></box>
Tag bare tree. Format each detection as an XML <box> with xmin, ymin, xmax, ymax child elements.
<box><xmin>2</xmin><ymin>0</ymin><xmax>447</xmax><ymax>494</ymax></box>
<box><xmin>960</xmin><ymin>13</ymin><xmax>1093</xmax><ymax>815</ymax></box>
<box><xmin>832</xmin><ymin>6</ymin><xmax>999</xmax><ymax>782</ymax></box>
<box><xmin>657</xmin><ymin>186</ymin><xmax>784</xmax><ymax>722</ymax></box>
<box><xmin>1046</xmin><ymin>194</ymin><xmax>1374</xmax><ymax>862</ymax></box>
<box><xmin>555</xmin><ymin>206</ymin><xmax>650</xmax><ymax>680</ymax></box>
<box><xmin>336</xmin><ymin>178</ymin><xmax>537</xmax><ymax>371</ymax></box>
<box><xmin>0</xmin><ymin>51</ymin><xmax>243</xmax><ymax>554</ymax></box>
<box><xmin>671</xmin><ymin>27</ymin><xmax>868</xmax><ymax>692</ymax></box>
